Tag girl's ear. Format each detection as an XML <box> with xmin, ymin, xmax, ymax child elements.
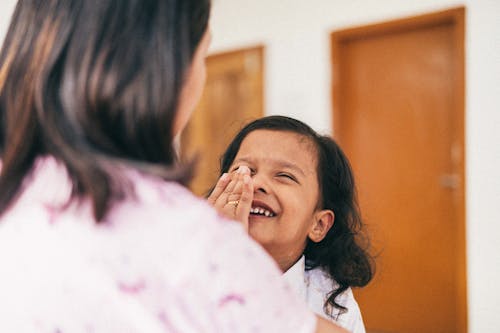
<box><xmin>308</xmin><ymin>210</ymin><xmax>335</xmax><ymax>243</ymax></box>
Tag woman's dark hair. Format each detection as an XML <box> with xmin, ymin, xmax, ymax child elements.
<box><xmin>219</xmin><ymin>115</ymin><xmax>374</xmax><ymax>317</ymax></box>
<box><xmin>0</xmin><ymin>0</ymin><xmax>211</xmax><ymax>221</ymax></box>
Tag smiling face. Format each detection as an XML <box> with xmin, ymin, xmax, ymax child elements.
<box><xmin>229</xmin><ymin>129</ymin><xmax>334</xmax><ymax>271</ymax></box>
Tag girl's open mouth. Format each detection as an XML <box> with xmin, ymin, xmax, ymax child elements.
<box><xmin>250</xmin><ymin>201</ymin><xmax>276</xmax><ymax>217</ymax></box>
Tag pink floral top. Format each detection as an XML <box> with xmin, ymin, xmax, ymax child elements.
<box><xmin>0</xmin><ymin>157</ymin><xmax>316</xmax><ymax>333</ymax></box>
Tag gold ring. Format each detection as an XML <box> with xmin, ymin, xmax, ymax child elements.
<box><xmin>227</xmin><ymin>200</ymin><xmax>239</xmax><ymax>207</ymax></box>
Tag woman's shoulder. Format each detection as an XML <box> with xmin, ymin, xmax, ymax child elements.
<box><xmin>1</xmin><ymin>158</ymin><xmax>318</xmax><ymax>332</ymax></box>
<box><xmin>106</xmin><ymin>169</ymin><xmax>242</xmax><ymax>245</ymax></box>
<box><xmin>112</xmin><ymin>172</ymin><xmax>319</xmax><ymax>332</ymax></box>
<box><xmin>4</xmin><ymin>156</ymin><xmax>235</xmax><ymax>249</ymax></box>
<box><xmin>110</xmin><ymin>168</ymin><xmax>220</xmax><ymax>223</ymax></box>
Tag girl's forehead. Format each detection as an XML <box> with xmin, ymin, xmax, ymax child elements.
<box><xmin>240</xmin><ymin>130</ymin><xmax>316</xmax><ymax>152</ymax></box>
<box><xmin>235</xmin><ymin>130</ymin><xmax>318</xmax><ymax>168</ymax></box>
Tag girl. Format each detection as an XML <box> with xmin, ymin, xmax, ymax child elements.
<box><xmin>0</xmin><ymin>1</ymin><xmax>346</xmax><ymax>332</ymax></box>
<box><xmin>209</xmin><ymin>116</ymin><xmax>374</xmax><ymax>333</ymax></box>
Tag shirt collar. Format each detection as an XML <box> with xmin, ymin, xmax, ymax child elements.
<box><xmin>282</xmin><ymin>255</ymin><xmax>306</xmax><ymax>300</ymax></box>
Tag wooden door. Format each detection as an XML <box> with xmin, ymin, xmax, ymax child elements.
<box><xmin>181</xmin><ymin>46</ymin><xmax>264</xmax><ymax>196</ymax></box>
<box><xmin>331</xmin><ymin>8</ymin><xmax>466</xmax><ymax>333</ymax></box>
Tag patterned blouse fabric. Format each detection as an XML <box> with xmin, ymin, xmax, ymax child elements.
<box><xmin>283</xmin><ymin>256</ymin><xmax>366</xmax><ymax>333</ymax></box>
<box><xmin>0</xmin><ymin>157</ymin><xmax>316</xmax><ymax>333</ymax></box>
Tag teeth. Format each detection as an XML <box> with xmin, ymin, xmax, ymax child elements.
<box><xmin>250</xmin><ymin>207</ymin><xmax>275</xmax><ymax>217</ymax></box>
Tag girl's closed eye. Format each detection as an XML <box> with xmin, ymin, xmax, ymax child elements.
<box><xmin>277</xmin><ymin>172</ymin><xmax>299</xmax><ymax>184</ymax></box>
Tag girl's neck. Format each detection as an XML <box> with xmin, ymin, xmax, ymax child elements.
<box><xmin>274</xmin><ymin>252</ymin><xmax>304</xmax><ymax>273</ymax></box>
<box><xmin>262</xmin><ymin>243</ymin><xmax>306</xmax><ymax>272</ymax></box>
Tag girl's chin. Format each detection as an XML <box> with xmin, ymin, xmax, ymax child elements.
<box><xmin>248</xmin><ymin>224</ymin><xmax>274</xmax><ymax>245</ymax></box>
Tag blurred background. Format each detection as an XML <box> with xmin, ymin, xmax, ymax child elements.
<box><xmin>1</xmin><ymin>0</ymin><xmax>499</xmax><ymax>332</ymax></box>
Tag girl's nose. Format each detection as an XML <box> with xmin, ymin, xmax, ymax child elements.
<box><xmin>251</xmin><ymin>173</ymin><xmax>269</xmax><ymax>194</ymax></box>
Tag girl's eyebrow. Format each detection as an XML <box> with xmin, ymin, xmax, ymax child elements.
<box><xmin>233</xmin><ymin>157</ymin><xmax>306</xmax><ymax>177</ymax></box>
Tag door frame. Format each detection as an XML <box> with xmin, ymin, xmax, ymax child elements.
<box><xmin>330</xmin><ymin>7</ymin><xmax>467</xmax><ymax>332</ymax></box>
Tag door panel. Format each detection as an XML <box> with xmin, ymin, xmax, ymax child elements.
<box><xmin>331</xmin><ymin>8</ymin><xmax>466</xmax><ymax>333</ymax></box>
<box><xmin>181</xmin><ymin>46</ymin><xmax>264</xmax><ymax>196</ymax></box>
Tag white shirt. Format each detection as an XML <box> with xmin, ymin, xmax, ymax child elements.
<box><xmin>283</xmin><ymin>255</ymin><xmax>366</xmax><ymax>333</ymax></box>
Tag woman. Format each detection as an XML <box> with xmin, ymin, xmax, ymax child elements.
<box><xmin>0</xmin><ymin>0</ymin><xmax>346</xmax><ymax>332</ymax></box>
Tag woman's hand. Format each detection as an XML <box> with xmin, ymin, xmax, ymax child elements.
<box><xmin>207</xmin><ymin>166</ymin><xmax>254</xmax><ymax>231</ymax></box>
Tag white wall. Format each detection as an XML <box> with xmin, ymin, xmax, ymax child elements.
<box><xmin>1</xmin><ymin>0</ymin><xmax>499</xmax><ymax>331</ymax></box>
<box><xmin>0</xmin><ymin>1</ymin><xmax>15</xmax><ymax>45</ymax></box>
